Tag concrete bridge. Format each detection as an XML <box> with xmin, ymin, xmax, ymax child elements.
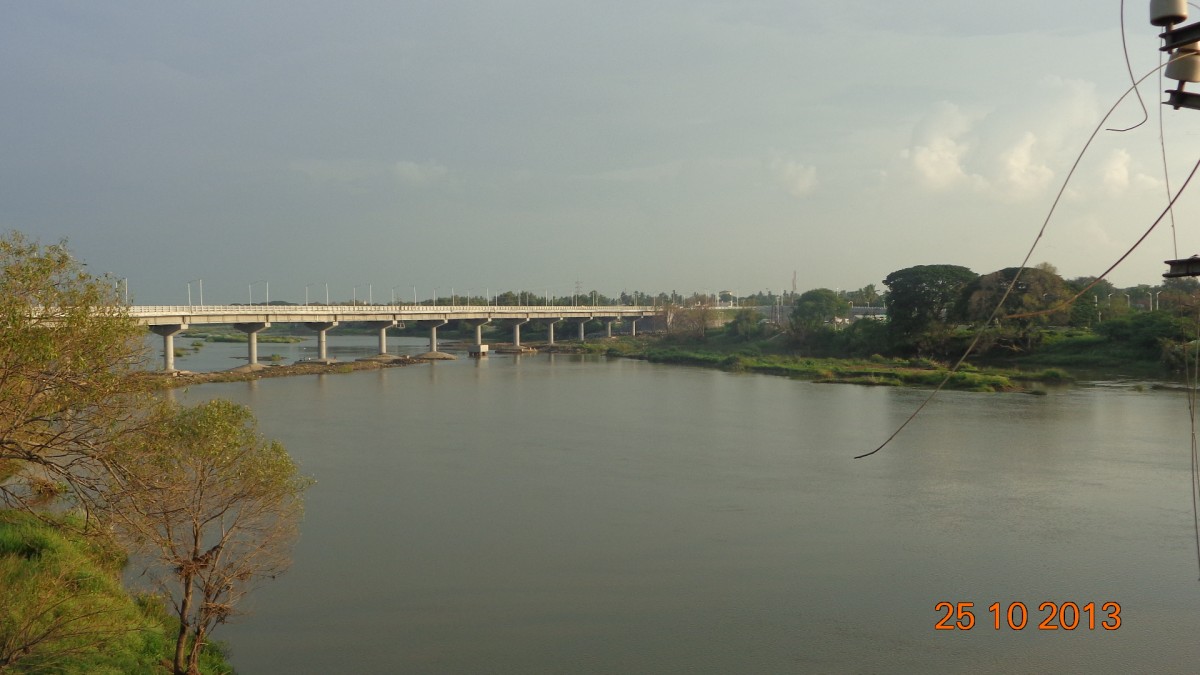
<box><xmin>130</xmin><ymin>304</ymin><xmax>659</xmax><ymax>372</ymax></box>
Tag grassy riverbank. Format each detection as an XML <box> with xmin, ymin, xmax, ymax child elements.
<box><xmin>0</xmin><ymin>511</ymin><xmax>232</xmax><ymax>673</ymax></box>
<box><xmin>566</xmin><ymin>336</ymin><xmax>1073</xmax><ymax>392</ymax></box>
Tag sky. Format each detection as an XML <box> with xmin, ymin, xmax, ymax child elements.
<box><xmin>3</xmin><ymin>1</ymin><xmax>1200</xmax><ymax>305</ymax></box>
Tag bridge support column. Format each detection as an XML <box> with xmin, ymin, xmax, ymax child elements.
<box><xmin>606</xmin><ymin>320</ymin><xmax>613</xmax><ymax>338</ymax></box>
<box><xmin>630</xmin><ymin>318</ymin><xmax>639</xmax><ymax>337</ymax></box>
<box><xmin>513</xmin><ymin>318</ymin><xmax>529</xmax><ymax>348</ymax></box>
<box><xmin>458</xmin><ymin>319</ymin><xmax>490</xmax><ymax>346</ymax></box>
<box><xmin>149</xmin><ymin>324</ymin><xmax>188</xmax><ymax>372</ymax></box>
<box><xmin>428</xmin><ymin>320</ymin><xmax>448</xmax><ymax>352</ymax></box>
<box><xmin>234</xmin><ymin>322</ymin><xmax>270</xmax><ymax>368</ymax></box>
<box><xmin>364</xmin><ymin>320</ymin><xmax>397</xmax><ymax>355</ymax></box>
<box><xmin>304</xmin><ymin>321</ymin><xmax>339</xmax><ymax>363</ymax></box>
<box><xmin>576</xmin><ymin>319</ymin><xmax>587</xmax><ymax>342</ymax></box>
<box><xmin>545</xmin><ymin>318</ymin><xmax>562</xmax><ymax>345</ymax></box>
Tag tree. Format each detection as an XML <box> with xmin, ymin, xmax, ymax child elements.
<box><xmin>882</xmin><ymin>264</ymin><xmax>977</xmax><ymax>345</ymax></box>
<box><xmin>0</xmin><ymin>231</ymin><xmax>147</xmax><ymax>516</ymax></box>
<box><xmin>725</xmin><ymin>308</ymin><xmax>763</xmax><ymax>341</ymax></box>
<box><xmin>957</xmin><ymin>266</ymin><xmax>1069</xmax><ymax>328</ymax></box>
<box><xmin>789</xmin><ymin>288</ymin><xmax>846</xmax><ymax>339</ymax></box>
<box><xmin>113</xmin><ymin>400</ymin><xmax>312</xmax><ymax>675</ymax></box>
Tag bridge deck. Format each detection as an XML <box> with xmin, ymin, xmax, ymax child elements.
<box><xmin>128</xmin><ymin>305</ymin><xmax>658</xmax><ymax>326</ymax></box>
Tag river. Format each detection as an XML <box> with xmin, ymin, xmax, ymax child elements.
<box><xmin>165</xmin><ymin>336</ymin><xmax>1200</xmax><ymax>673</ymax></box>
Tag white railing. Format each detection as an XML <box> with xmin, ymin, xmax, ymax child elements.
<box><xmin>128</xmin><ymin>304</ymin><xmax>658</xmax><ymax>317</ymax></box>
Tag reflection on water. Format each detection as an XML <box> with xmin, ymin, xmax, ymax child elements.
<box><xmin>178</xmin><ymin>355</ymin><xmax>1200</xmax><ymax>673</ymax></box>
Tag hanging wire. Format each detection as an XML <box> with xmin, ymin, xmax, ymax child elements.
<box><xmin>1109</xmin><ymin>0</ymin><xmax>1149</xmax><ymax>132</ymax></box>
<box><xmin>1190</xmin><ymin>305</ymin><xmax>1200</xmax><ymax>579</ymax></box>
<box><xmin>857</xmin><ymin>59</ymin><xmax>1181</xmax><ymax>460</ymax></box>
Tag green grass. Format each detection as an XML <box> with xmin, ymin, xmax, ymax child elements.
<box><xmin>586</xmin><ymin>336</ymin><xmax>1068</xmax><ymax>392</ymax></box>
<box><xmin>0</xmin><ymin>510</ymin><xmax>232</xmax><ymax>674</ymax></box>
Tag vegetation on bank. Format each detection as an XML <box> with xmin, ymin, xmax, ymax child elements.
<box><xmin>575</xmin><ymin>335</ymin><xmax>1069</xmax><ymax>392</ymax></box>
<box><xmin>2</xmin><ymin>231</ymin><xmax>309</xmax><ymax>674</ymax></box>
<box><xmin>0</xmin><ymin>511</ymin><xmax>232</xmax><ymax>673</ymax></box>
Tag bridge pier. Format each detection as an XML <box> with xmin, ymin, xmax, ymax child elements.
<box><xmin>545</xmin><ymin>318</ymin><xmax>562</xmax><ymax>345</ymax></box>
<box><xmin>304</xmin><ymin>321</ymin><xmax>339</xmax><ymax>363</ymax></box>
<box><xmin>462</xmin><ymin>319</ymin><xmax>490</xmax><ymax>357</ymax></box>
<box><xmin>629</xmin><ymin>318</ymin><xmax>639</xmax><ymax>337</ymax></box>
<box><xmin>149</xmin><ymin>323</ymin><xmax>188</xmax><ymax>372</ymax></box>
<box><xmin>575</xmin><ymin>319</ymin><xmax>587</xmax><ymax>342</ymax></box>
<box><xmin>364</xmin><ymin>320</ymin><xmax>397</xmax><ymax>355</ymax></box>
<box><xmin>428</xmin><ymin>320</ymin><xmax>447</xmax><ymax>352</ymax></box>
<box><xmin>512</xmin><ymin>318</ymin><xmax>529</xmax><ymax>348</ymax></box>
<box><xmin>234</xmin><ymin>322</ymin><xmax>271</xmax><ymax>368</ymax></box>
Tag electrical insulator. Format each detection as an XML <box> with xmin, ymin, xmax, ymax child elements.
<box><xmin>1152</xmin><ymin>0</ymin><xmax>1188</xmax><ymax>27</ymax></box>
<box><xmin>1167</xmin><ymin>45</ymin><xmax>1200</xmax><ymax>82</ymax></box>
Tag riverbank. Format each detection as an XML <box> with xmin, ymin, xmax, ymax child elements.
<box><xmin>137</xmin><ymin>356</ymin><xmax>421</xmax><ymax>388</ymax></box>
<box><xmin>552</xmin><ymin>336</ymin><xmax>1074</xmax><ymax>392</ymax></box>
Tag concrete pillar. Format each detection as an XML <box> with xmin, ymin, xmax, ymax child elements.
<box><xmin>546</xmin><ymin>318</ymin><xmax>562</xmax><ymax>345</ymax></box>
<box><xmin>149</xmin><ymin>324</ymin><xmax>188</xmax><ymax>372</ymax></box>
<box><xmin>429</xmin><ymin>320</ymin><xmax>448</xmax><ymax>352</ymax></box>
<box><xmin>606</xmin><ymin>320</ymin><xmax>613</xmax><ymax>338</ymax></box>
<box><xmin>304</xmin><ymin>321</ymin><xmax>338</xmax><ymax>362</ymax></box>
<box><xmin>630</xmin><ymin>318</ymin><xmax>639</xmax><ymax>337</ymax></box>
<box><xmin>576</xmin><ymin>319</ymin><xmax>587</xmax><ymax>341</ymax></box>
<box><xmin>513</xmin><ymin>318</ymin><xmax>529</xmax><ymax>348</ymax></box>
<box><xmin>234</xmin><ymin>322</ymin><xmax>270</xmax><ymax>367</ymax></box>
<box><xmin>364</xmin><ymin>320</ymin><xmax>397</xmax><ymax>355</ymax></box>
<box><xmin>462</xmin><ymin>319</ymin><xmax>490</xmax><ymax>345</ymax></box>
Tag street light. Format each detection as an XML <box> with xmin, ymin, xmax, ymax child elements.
<box><xmin>187</xmin><ymin>279</ymin><xmax>203</xmax><ymax>308</ymax></box>
<box><xmin>305</xmin><ymin>282</ymin><xmax>329</xmax><ymax>306</ymax></box>
<box><xmin>352</xmin><ymin>285</ymin><xmax>372</xmax><ymax>305</ymax></box>
<box><xmin>249</xmin><ymin>280</ymin><xmax>268</xmax><ymax>306</ymax></box>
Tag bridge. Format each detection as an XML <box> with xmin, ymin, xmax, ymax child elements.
<box><xmin>130</xmin><ymin>304</ymin><xmax>659</xmax><ymax>372</ymax></box>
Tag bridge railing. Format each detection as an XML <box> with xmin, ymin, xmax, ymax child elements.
<box><xmin>127</xmin><ymin>304</ymin><xmax>659</xmax><ymax>316</ymax></box>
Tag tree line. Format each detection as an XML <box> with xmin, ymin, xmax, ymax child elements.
<box><xmin>691</xmin><ymin>263</ymin><xmax>1200</xmax><ymax>365</ymax></box>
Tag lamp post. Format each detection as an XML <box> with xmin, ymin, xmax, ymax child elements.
<box><xmin>304</xmin><ymin>282</ymin><xmax>328</xmax><ymax>306</ymax></box>
<box><xmin>1156</xmin><ymin>290</ymin><xmax>1164</xmax><ymax>310</ymax></box>
<box><xmin>187</xmin><ymin>279</ymin><xmax>203</xmax><ymax>308</ymax></box>
<box><xmin>249</xmin><ymin>280</ymin><xmax>267</xmax><ymax>306</ymax></box>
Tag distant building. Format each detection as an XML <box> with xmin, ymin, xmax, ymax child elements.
<box><xmin>849</xmin><ymin>306</ymin><xmax>887</xmax><ymax>322</ymax></box>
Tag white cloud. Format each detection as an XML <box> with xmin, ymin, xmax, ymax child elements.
<box><xmin>903</xmin><ymin>101</ymin><xmax>984</xmax><ymax>191</ymax></box>
<box><xmin>997</xmin><ymin>132</ymin><xmax>1053</xmax><ymax>197</ymax></box>
<box><xmin>771</xmin><ymin>159</ymin><xmax>817</xmax><ymax>196</ymax></box>
<box><xmin>394</xmin><ymin>160</ymin><xmax>449</xmax><ymax>187</ymax></box>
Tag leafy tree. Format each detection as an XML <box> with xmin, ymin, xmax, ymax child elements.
<box><xmin>882</xmin><ymin>264</ymin><xmax>977</xmax><ymax>347</ymax></box>
<box><xmin>112</xmin><ymin>400</ymin><xmax>312</xmax><ymax>675</ymax></box>
<box><xmin>956</xmin><ymin>266</ymin><xmax>1069</xmax><ymax>328</ymax></box>
<box><xmin>0</xmin><ymin>231</ymin><xmax>147</xmax><ymax>515</ymax></box>
<box><xmin>725</xmin><ymin>308</ymin><xmax>763</xmax><ymax>341</ymax></box>
<box><xmin>790</xmin><ymin>289</ymin><xmax>846</xmax><ymax>333</ymax></box>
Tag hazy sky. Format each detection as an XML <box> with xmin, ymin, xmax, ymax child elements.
<box><xmin>3</xmin><ymin>1</ymin><xmax>1198</xmax><ymax>304</ymax></box>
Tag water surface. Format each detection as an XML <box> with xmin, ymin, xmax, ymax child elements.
<box><xmin>175</xmin><ymin>351</ymin><xmax>1200</xmax><ymax>673</ymax></box>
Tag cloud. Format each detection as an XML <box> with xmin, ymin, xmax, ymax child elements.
<box><xmin>902</xmin><ymin>101</ymin><xmax>983</xmax><ymax>191</ymax></box>
<box><xmin>997</xmin><ymin>132</ymin><xmax>1053</xmax><ymax>196</ymax></box>
<box><xmin>393</xmin><ymin>160</ymin><xmax>449</xmax><ymax>187</ymax></box>
<box><xmin>1097</xmin><ymin>149</ymin><xmax>1160</xmax><ymax>195</ymax></box>
<box><xmin>771</xmin><ymin>159</ymin><xmax>817</xmax><ymax>196</ymax></box>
